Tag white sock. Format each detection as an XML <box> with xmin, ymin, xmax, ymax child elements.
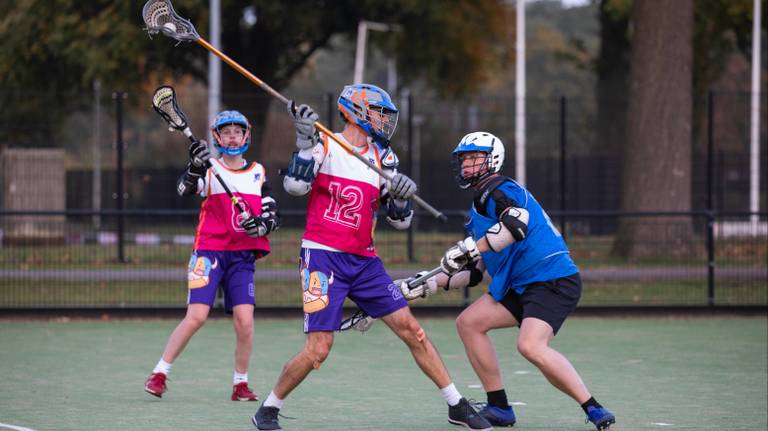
<box><xmin>153</xmin><ymin>358</ymin><xmax>172</xmax><ymax>375</ymax></box>
<box><xmin>440</xmin><ymin>383</ymin><xmax>463</xmax><ymax>406</ymax></box>
<box><xmin>233</xmin><ymin>371</ymin><xmax>248</xmax><ymax>385</ymax></box>
<box><xmin>263</xmin><ymin>391</ymin><xmax>284</xmax><ymax>409</ymax></box>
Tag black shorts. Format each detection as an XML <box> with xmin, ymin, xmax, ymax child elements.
<box><xmin>496</xmin><ymin>273</ymin><xmax>581</xmax><ymax>335</ymax></box>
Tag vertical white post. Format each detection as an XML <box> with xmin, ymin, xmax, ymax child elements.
<box><xmin>515</xmin><ymin>0</ymin><xmax>526</xmax><ymax>186</ymax></box>
<box><xmin>749</xmin><ymin>0</ymin><xmax>762</xmax><ymax>226</ymax></box>
<box><xmin>354</xmin><ymin>21</ymin><xmax>369</xmax><ymax>84</ymax></box>
<box><xmin>208</xmin><ymin>0</ymin><xmax>222</xmax><ymax>142</ymax></box>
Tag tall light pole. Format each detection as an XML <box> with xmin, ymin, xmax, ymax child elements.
<box><xmin>208</xmin><ymin>0</ymin><xmax>221</xmax><ymax>142</ymax></box>
<box><xmin>353</xmin><ymin>20</ymin><xmax>400</xmax><ymax>93</ymax></box>
<box><xmin>749</xmin><ymin>0</ymin><xmax>762</xmax><ymax>226</ymax></box>
<box><xmin>515</xmin><ymin>0</ymin><xmax>526</xmax><ymax>186</ymax></box>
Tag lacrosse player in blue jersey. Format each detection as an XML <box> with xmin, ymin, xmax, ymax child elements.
<box><xmin>399</xmin><ymin>132</ymin><xmax>616</xmax><ymax>430</ymax></box>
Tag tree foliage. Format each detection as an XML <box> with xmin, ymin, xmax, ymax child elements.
<box><xmin>0</xmin><ymin>0</ymin><xmax>509</xmax><ymax>150</ymax></box>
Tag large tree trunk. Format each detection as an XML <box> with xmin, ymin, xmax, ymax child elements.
<box><xmin>612</xmin><ymin>0</ymin><xmax>695</xmax><ymax>259</ymax></box>
<box><xmin>595</xmin><ymin>0</ymin><xmax>630</xmax><ymax>156</ymax></box>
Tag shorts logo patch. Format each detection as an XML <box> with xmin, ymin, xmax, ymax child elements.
<box><xmin>302</xmin><ymin>268</ymin><xmax>331</xmax><ymax>313</ymax></box>
<box><xmin>387</xmin><ymin>283</ymin><xmax>404</xmax><ymax>301</ymax></box>
<box><xmin>188</xmin><ymin>254</ymin><xmax>216</xmax><ymax>289</ymax></box>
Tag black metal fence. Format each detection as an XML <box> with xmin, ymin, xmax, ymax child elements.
<box><xmin>0</xmin><ymin>209</ymin><xmax>765</xmax><ymax>308</ymax></box>
<box><xmin>1</xmin><ymin>88</ymin><xmax>766</xmax><ymax>309</ymax></box>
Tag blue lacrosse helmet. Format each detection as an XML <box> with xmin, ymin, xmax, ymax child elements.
<box><xmin>451</xmin><ymin>132</ymin><xmax>506</xmax><ymax>189</ymax></box>
<box><xmin>337</xmin><ymin>84</ymin><xmax>398</xmax><ymax>149</ymax></box>
<box><xmin>211</xmin><ymin>110</ymin><xmax>251</xmax><ymax>156</ymax></box>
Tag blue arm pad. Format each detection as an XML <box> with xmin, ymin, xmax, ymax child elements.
<box><xmin>386</xmin><ymin>199</ymin><xmax>413</xmax><ymax>220</ymax></box>
<box><xmin>287</xmin><ymin>151</ymin><xmax>316</xmax><ymax>183</ymax></box>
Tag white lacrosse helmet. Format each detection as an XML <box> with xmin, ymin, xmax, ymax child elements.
<box><xmin>451</xmin><ymin>131</ymin><xmax>506</xmax><ymax>189</ymax></box>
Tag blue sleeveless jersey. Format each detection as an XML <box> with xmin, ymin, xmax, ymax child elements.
<box><xmin>466</xmin><ymin>179</ymin><xmax>578</xmax><ymax>300</ymax></box>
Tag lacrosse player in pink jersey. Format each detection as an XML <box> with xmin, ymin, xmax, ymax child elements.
<box><xmin>250</xmin><ymin>84</ymin><xmax>491</xmax><ymax>431</ymax></box>
<box><xmin>144</xmin><ymin>110</ymin><xmax>279</xmax><ymax>402</ymax></box>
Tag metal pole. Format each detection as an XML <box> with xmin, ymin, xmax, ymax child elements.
<box><xmin>707</xmin><ymin>91</ymin><xmax>714</xmax><ymax>212</ymax></box>
<box><xmin>114</xmin><ymin>92</ymin><xmax>127</xmax><ymax>263</ymax></box>
<box><xmin>749</xmin><ymin>0</ymin><xmax>762</xmax><ymax>226</ymax></box>
<box><xmin>326</xmin><ymin>92</ymin><xmax>335</xmax><ymax>131</ymax></box>
<box><xmin>208</xmin><ymin>0</ymin><xmax>222</xmax><ymax>143</ymax></box>
<box><xmin>706</xmin><ymin>90</ymin><xmax>715</xmax><ymax>306</ymax></box>
<box><xmin>559</xmin><ymin>96</ymin><xmax>567</xmax><ymax>240</ymax></box>
<box><xmin>706</xmin><ymin>210</ymin><xmax>715</xmax><ymax>307</ymax></box>
<box><xmin>515</xmin><ymin>0</ymin><xmax>526</xmax><ymax>186</ymax></box>
<box><xmin>406</xmin><ymin>93</ymin><xmax>414</xmax><ymax>262</ymax></box>
<box><xmin>92</xmin><ymin>80</ymin><xmax>102</xmax><ymax>230</ymax></box>
<box><xmin>353</xmin><ymin>21</ymin><xmax>368</xmax><ymax>84</ymax></box>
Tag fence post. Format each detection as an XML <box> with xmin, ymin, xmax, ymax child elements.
<box><xmin>707</xmin><ymin>91</ymin><xmax>714</xmax><ymax>211</ymax></box>
<box><xmin>325</xmin><ymin>92</ymin><xmax>334</xmax><ymax>131</ymax></box>
<box><xmin>706</xmin><ymin>210</ymin><xmax>716</xmax><ymax>307</ymax></box>
<box><xmin>406</xmin><ymin>93</ymin><xmax>415</xmax><ymax>262</ymax></box>
<box><xmin>113</xmin><ymin>91</ymin><xmax>127</xmax><ymax>263</ymax></box>
<box><xmin>559</xmin><ymin>95</ymin><xmax>567</xmax><ymax>240</ymax></box>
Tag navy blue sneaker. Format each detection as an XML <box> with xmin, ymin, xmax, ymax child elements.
<box><xmin>477</xmin><ymin>403</ymin><xmax>516</xmax><ymax>427</ymax></box>
<box><xmin>448</xmin><ymin>398</ymin><xmax>493</xmax><ymax>431</ymax></box>
<box><xmin>585</xmin><ymin>406</ymin><xmax>615</xmax><ymax>430</ymax></box>
<box><xmin>252</xmin><ymin>403</ymin><xmax>282</xmax><ymax>431</ymax></box>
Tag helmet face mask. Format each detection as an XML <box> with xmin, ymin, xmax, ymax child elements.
<box><xmin>337</xmin><ymin>84</ymin><xmax>398</xmax><ymax>149</ymax></box>
<box><xmin>451</xmin><ymin>132</ymin><xmax>506</xmax><ymax>189</ymax></box>
<box><xmin>211</xmin><ymin>110</ymin><xmax>251</xmax><ymax>156</ymax></box>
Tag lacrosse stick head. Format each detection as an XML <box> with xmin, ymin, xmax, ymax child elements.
<box><xmin>142</xmin><ymin>0</ymin><xmax>200</xmax><ymax>42</ymax></box>
<box><xmin>152</xmin><ymin>85</ymin><xmax>190</xmax><ymax>132</ymax></box>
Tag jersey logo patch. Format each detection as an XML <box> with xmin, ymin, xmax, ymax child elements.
<box><xmin>253</xmin><ymin>173</ymin><xmax>261</xmax><ymax>182</ymax></box>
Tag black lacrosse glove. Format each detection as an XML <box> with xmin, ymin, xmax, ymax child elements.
<box><xmin>240</xmin><ymin>213</ymin><xmax>279</xmax><ymax>238</ymax></box>
<box><xmin>189</xmin><ymin>139</ymin><xmax>211</xmax><ymax>168</ymax></box>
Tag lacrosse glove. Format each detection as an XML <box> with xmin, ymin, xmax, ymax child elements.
<box><xmin>288</xmin><ymin>101</ymin><xmax>319</xmax><ymax>150</ymax></box>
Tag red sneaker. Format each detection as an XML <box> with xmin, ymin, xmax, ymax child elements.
<box><xmin>231</xmin><ymin>382</ymin><xmax>258</xmax><ymax>401</ymax></box>
<box><xmin>144</xmin><ymin>372</ymin><xmax>167</xmax><ymax>398</ymax></box>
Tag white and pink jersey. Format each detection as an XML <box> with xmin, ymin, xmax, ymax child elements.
<box><xmin>303</xmin><ymin>133</ymin><xmax>388</xmax><ymax>257</ymax></box>
<box><xmin>194</xmin><ymin>158</ymin><xmax>270</xmax><ymax>255</ymax></box>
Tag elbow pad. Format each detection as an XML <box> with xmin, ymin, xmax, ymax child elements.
<box><xmin>283</xmin><ymin>151</ymin><xmax>316</xmax><ymax>196</ymax></box>
<box><xmin>484</xmin><ymin>207</ymin><xmax>529</xmax><ymax>252</ymax></box>
<box><xmin>386</xmin><ymin>199</ymin><xmax>413</xmax><ymax>230</ymax></box>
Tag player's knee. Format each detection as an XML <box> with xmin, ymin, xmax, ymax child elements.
<box><xmin>306</xmin><ymin>342</ymin><xmax>332</xmax><ymax>367</ymax></box>
<box><xmin>400</xmin><ymin>321</ymin><xmax>427</xmax><ymax>346</ymax></box>
<box><xmin>184</xmin><ymin>313</ymin><xmax>207</xmax><ymax>329</ymax></box>
<box><xmin>234</xmin><ymin>318</ymin><xmax>253</xmax><ymax>339</ymax></box>
<box><xmin>455</xmin><ymin>310</ymin><xmax>483</xmax><ymax>336</ymax></box>
<box><xmin>516</xmin><ymin>338</ymin><xmax>544</xmax><ymax>363</ymax></box>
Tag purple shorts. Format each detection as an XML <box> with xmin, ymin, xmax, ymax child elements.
<box><xmin>299</xmin><ymin>248</ymin><xmax>408</xmax><ymax>332</ymax></box>
<box><xmin>187</xmin><ymin>250</ymin><xmax>256</xmax><ymax>312</ymax></box>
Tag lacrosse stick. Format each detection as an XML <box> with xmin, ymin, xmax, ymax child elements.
<box><xmin>151</xmin><ymin>85</ymin><xmax>247</xmax><ymax>215</ymax></box>
<box><xmin>338</xmin><ymin>265</ymin><xmax>446</xmax><ymax>332</ymax></box>
<box><xmin>142</xmin><ymin>0</ymin><xmax>447</xmax><ymax>222</ymax></box>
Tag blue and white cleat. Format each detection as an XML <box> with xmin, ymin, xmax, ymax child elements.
<box><xmin>585</xmin><ymin>406</ymin><xmax>616</xmax><ymax>430</ymax></box>
<box><xmin>477</xmin><ymin>403</ymin><xmax>516</xmax><ymax>427</ymax></box>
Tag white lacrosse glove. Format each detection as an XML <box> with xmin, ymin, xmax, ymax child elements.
<box><xmin>440</xmin><ymin>237</ymin><xmax>480</xmax><ymax>276</ymax></box>
<box><xmin>395</xmin><ymin>271</ymin><xmax>438</xmax><ymax>301</ymax></box>
<box><xmin>287</xmin><ymin>101</ymin><xmax>319</xmax><ymax>150</ymax></box>
<box><xmin>188</xmin><ymin>139</ymin><xmax>211</xmax><ymax>168</ymax></box>
<box><xmin>389</xmin><ymin>173</ymin><xmax>417</xmax><ymax>200</ymax></box>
